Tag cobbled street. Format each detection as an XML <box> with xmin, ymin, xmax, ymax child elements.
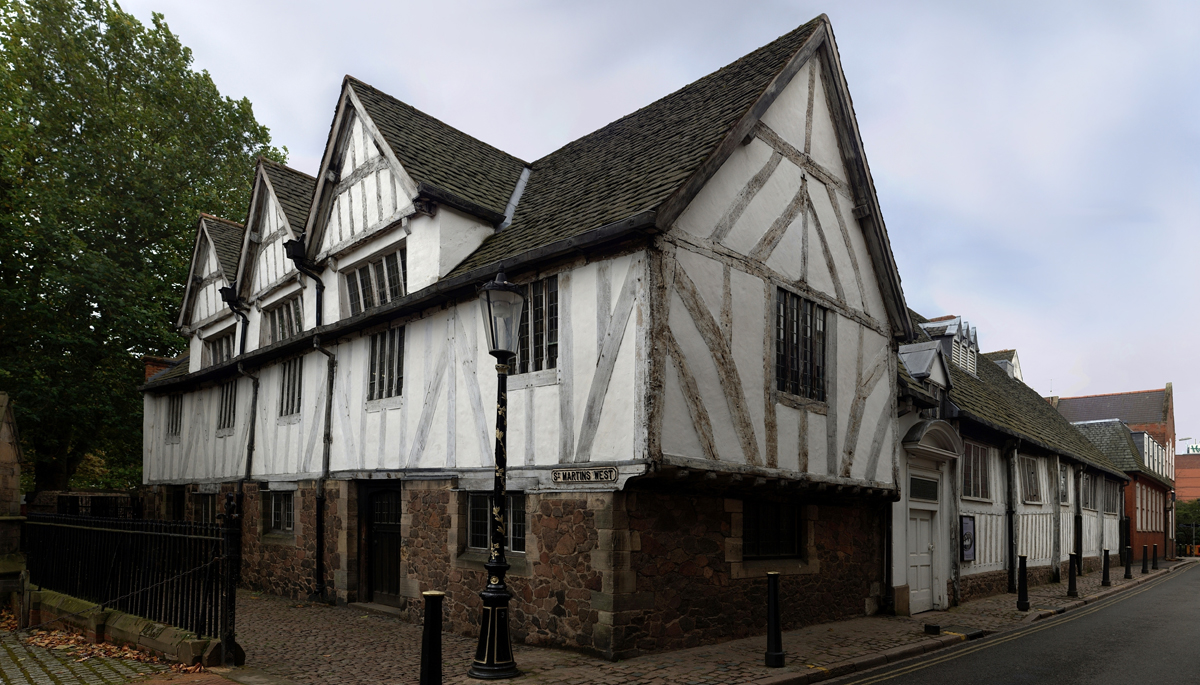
<box><xmin>0</xmin><ymin>561</ymin><xmax>1188</xmax><ymax>685</ymax></box>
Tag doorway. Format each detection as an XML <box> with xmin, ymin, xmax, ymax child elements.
<box><xmin>907</xmin><ymin>508</ymin><xmax>934</xmax><ymax>613</ymax></box>
<box><xmin>367</xmin><ymin>489</ymin><xmax>404</xmax><ymax>607</ymax></box>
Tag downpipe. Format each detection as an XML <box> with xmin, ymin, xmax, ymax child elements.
<box><xmin>312</xmin><ymin>336</ymin><xmax>336</xmax><ymax>603</ymax></box>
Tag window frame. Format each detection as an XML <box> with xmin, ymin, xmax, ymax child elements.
<box><xmin>742</xmin><ymin>499</ymin><xmax>802</xmax><ymax>560</ymax></box>
<box><xmin>1103</xmin><ymin>479</ymin><xmax>1120</xmax><ymax>515</ymax></box>
<box><xmin>1020</xmin><ymin>456</ymin><xmax>1042</xmax><ymax>504</ymax></box>
<box><xmin>367</xmin><ymin>326</ymin><xmax>405</xmax><ymax>401</ymax></box>
<box><xmin>344</xmin><ymin>247</ymin><xmax>407</xmax><ymax>317</ymax></box>
<box><xmin>279</xmin><ymin>357</ymin><xmax>303</xmax><ymax>417</ymax></box>
<box><xmin>267</xmin><ymin>491</ymin><xmax>294</xmax><ymax>534</ymax></box>
<box><xmin>961</xmin><ymin>441</ymin><xmax>991</xmax><ymax>501</ymax></box>
<box><xmin>774</xmin><ymin>288</ymin><xmax>827</xmax><ymax>402</ymax></box>
<box><xmin>262</xmin><ymin>296</ymin><xmax>304</xmax><ymax>346</ymax></box>
<box><xmin>204</xmin><ymin>331</ymin><xmax>235</xmax><ymax>368</ymax></box>
<box><xmin>1059</xmin><ymin>464</ymin><xmax>1070</xmax><ymax>504</ymax></box>
<box><xmin>466</xmin><ymin>492</ymin><xmax>526</xmax><ymax>554</ymax></box>
<box><xmin>165</xmin><ymin>395</ymin><xmax>183</xmax><ymax>440</ymax></box>
<box><xmin>1080</xmin><ymin>472</ymin><xmax>1097</xmax><ymax>511</ymax></box>
<box><xmin>217</xmin><ymin>380</ymin><xmax>237</xmax><ymax>431</ymax></box>
<box><xmin>513</xmin><ymin>276</ymin><xmax>559</xmax><ymax>376</ymax></box>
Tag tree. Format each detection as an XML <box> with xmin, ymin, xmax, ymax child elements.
<box><xmin>1176</xmin><ymin>499</ymin><xmax>1200</xmax><ymax>551</ymax></box>
<box><xmin>0</xmin><ymin>0</ymin><xmax>285</xmax><ymax>492</ymax></box>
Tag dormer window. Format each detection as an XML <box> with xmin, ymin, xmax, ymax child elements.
<box><xmin>345</xmin><ymin>248</ymin><xmax>407</xmax><ymax>317</ymax></box>
<box><xmin>263</xmin><ymin>296</ymin><xmax>303</xmax><ymax>346</ymax></box>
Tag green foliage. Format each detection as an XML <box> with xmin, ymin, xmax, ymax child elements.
<box><xmin>0</xmin><ymin>0</ymin><xmax>285</xmax><ymax>491</ymax></box>
<box><xmin>1176</xmin><ymin>498</ymin><xmax>1200</xmax><ymax>545</ymax></box>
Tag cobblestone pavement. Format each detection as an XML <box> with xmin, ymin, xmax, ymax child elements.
<box><xmin>0</xmin><ymin>632</ymin><xmax>168</xmax><ymax>684</ymax></box>
<box><xmin>231</xmin><ymin>561</ymin><xmax>1195</xmax><ymax>685</ymax></box>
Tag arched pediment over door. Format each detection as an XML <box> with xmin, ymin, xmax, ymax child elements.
<box><xmin>902</xmin><ymin>419</ymin><xmax>963</xmax><ymax>462</ymax></box>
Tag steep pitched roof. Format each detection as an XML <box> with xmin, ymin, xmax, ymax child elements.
<box><xmin>1075</xmin><ymin>420</ymin><xmax>1172</xmax><ymax>489</ymax></box>
<box><xmin>451</xmin><ymin>18</ymin><xmax>823</xmax><ymax>276</ymax></box>
<box><xmin>909</xmin><ymin>310</ymin><xmax>1122</xmax><ymax>478</ymax></box>
<box><xmin>200</xmin><ymin>215</ymin><xmax>245</xmax><ymax>281</ymax></box>
<box><xmin>984</xmin><ymin>350</ymin><xmax>1016</xmax><ymax>363</ymax></box>
<box><xmin>260</xmin><ymin>159</ymin><xmax>316</xmax><ymax>232</ymax></box>
<box><xmin>349</xmin><ymin>78</ymin><xmax>528</xmax><ymax>219</ymax></box>
<box><xmin>1056</xmin><ymin>389</ymin><xmax>1168</xmax><ymax>426</ymax></box>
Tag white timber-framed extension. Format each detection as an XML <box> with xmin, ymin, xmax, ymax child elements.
<box><xmin>891</xmin><ymin>313</ymin><xmax>1128</xmax><ymax>614</ymax></box>
<box><xmin>143</xmin><ymin>15</ymin><xmax>931</xmax><ymax>658</ymax></box>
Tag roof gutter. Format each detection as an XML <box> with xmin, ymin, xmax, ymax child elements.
<box><xmin>141</xmin><ymin>210</ymin><xmax>657</xmax><ymax>394</ymax></box>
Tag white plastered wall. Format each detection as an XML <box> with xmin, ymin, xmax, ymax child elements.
<box><xmin>661</xmin><ymin>53</ymin><xmax>896</xmax><ymax>485</ymax></box>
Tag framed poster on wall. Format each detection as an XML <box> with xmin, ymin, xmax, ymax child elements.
<box><xmin>960</xmin><ymin>515</ymin><xmax>976</xmax><ymax>562</ymax></box>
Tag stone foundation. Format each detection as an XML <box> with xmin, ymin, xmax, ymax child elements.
<box><xmin>958</xmin><ymin>569</ymin><xmax>1008</xmax><ymax>603</ymax></box>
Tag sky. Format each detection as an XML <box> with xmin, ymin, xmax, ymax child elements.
<box><xmin>118</xmin><ymin>0</ymin><xmax>1200</xmax><ymax>453</ymax></box>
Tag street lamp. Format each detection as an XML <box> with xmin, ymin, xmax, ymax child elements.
<box><xmin>469</xmin><ymin>272</ymin><xmax>524</xmax><ymax>680</ymax></box>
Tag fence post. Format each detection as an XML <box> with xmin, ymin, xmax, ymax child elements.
<box><xmin>1016</xmin><ymin>555</ymin><xmax>1029</xmax><ymax>611</ymax></box>
<box><xmin>1067</xmin><ymin>553</ymin><xmax>1078</xmax><ymax>598</ymax></box>
<box><xmin>221</xmin><ymin>492</ymin><xmax>242</xmax><ymax>667</ymax></box>
<box><xmin>1141</xmin><ymin>545</ymin><xmax>1149</xmax><ymax>575</ymax></box>
<box><xmin>765</xmin><ymin>572</ymin><xmax>785</xmax><ymax>668</ymax></box>
<box><xmin>1124</xmin><ymin>545</ymin><xmax>1133</xmax><ymax>579</ymax></box>
<box><xmin>420</xmin><ymin>591</ymin><xmax>445</xmax><ymax>685</ymax></box>
<box><xmin>1101</xmin><ymin>549</ymin><xmax>1111</xmax><ymax>587</ymax></box>
<box><xmin>1152</xmin><ymin>544</ymin><xmax>1158</xmax><ymax>570</ymax></box>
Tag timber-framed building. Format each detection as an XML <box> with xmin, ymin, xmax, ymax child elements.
<box><xmin>140</xmin><ymin>15</ymin><xmax>1132</xmax><ymax>656</ymax></box>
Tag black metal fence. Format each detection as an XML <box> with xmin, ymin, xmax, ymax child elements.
<box><xmin>24</xmin><ymin>504</ymin><xmax>241</xmax><ymax>651</ymax></box>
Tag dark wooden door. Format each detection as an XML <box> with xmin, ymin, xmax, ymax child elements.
<box><xmin>368</xmin><ymin>489</ymin><xmax>404</xmax><ymax>607</ymax></box>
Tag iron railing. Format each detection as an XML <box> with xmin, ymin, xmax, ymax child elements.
<box><xmin>24</xmin><ymin>502</ymin><xmax>241</xmax><ymax>653</ymax></box>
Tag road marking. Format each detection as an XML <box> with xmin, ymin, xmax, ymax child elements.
<box><xmin>838</xmin><ymin>565</ymin><xmax>1195</xmax><ymax>685</ymax></box>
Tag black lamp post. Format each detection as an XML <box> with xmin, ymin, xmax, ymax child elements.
<box><xmin>468</xmin><ymin>272</ymin><xmax>524</xmax><ymax>680</ymax></box>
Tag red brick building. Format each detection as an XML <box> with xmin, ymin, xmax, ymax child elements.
<box><xmin>1175</xmin><ymin>453</ymin><xmax>1200</xmax><ymax>501</ymax></box>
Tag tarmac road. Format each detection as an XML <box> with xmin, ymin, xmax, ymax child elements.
<box><xmin>832</xmin><ymin>562</ymin><xmax>1199</xmax><ymax>685</ymax></box>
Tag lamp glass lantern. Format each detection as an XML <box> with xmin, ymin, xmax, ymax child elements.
<box><xmin>478</xmin><ymin>273</ymin><xmax>525</xmax><ymax>359</ymax></box>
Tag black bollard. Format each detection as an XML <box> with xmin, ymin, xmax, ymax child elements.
<box><xmin>1142</xmin><ymin>545</ymin><xmax>1149</xmax><ymax>575</ymax></box>
<box><xmin>1101</xmin><ymin>549</ymin><xmax>1111</xmax><ymax>587</ymax></box>
<box><xmin>765</xmin><ymin>572</ymin><xmax>785</xmax><ymax>668</ymax></box>
<box><xmin>1017</xmin><ymin>555</ymin><xmax>1030</xmax><ymax>611</ymax></box>
<box><xmin>1125</xmin><ymin>545</ymin><xmax>1133</xmax><ymax>579</ymax></box>
<box><xmin>1067</xmin><ymin>553</ymin><xmax>1078</xmax><ymax>597</ymax></box>
<box><xmin>1152</xmin><ymin>544</ymin><xmax>1158</xmax><ymax>570</ymax></box>
<box><xmin>420</xmin><ymin>591</ymin><xmax>445</xmax><ymax>685</ymax></box>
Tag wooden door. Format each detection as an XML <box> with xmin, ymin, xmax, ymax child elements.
<box><xmin>907</xmin><ymin>509</ymin><xmax>934</xmax><ymax>613</ymax></box>
<box><xmin>368</xmin><ymin>490</ymin><xmax>404</xmax><ymax>607</ymax></box>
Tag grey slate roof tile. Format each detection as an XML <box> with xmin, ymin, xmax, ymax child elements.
<box><xmin>908</xmin><ymin>310</ymin><xmax>1122</xmax><ymax>477</ymax></box>
<box><xmin>147</xmin><ymin>354</ymin><xmax>190</xmax><ymax>383</ymax></box>
<box><xmin>201</xmin><ymin>215</ymin><xmax>245</xmax><ymax>281</ymax></box>
<box><xmin>1075</xmin><ymin>419</ymin><xmax>1172</xmax><ymax>489</ymax></box>
<box><xmin>1056</xmin><ymin>390</ymin><xmax>1167</xmax><ymax>426</ymax></box>
<box><xmin>349</xmin><ymin>78</ymin><xmax>528</xmax><ymax>220</ymax></box>
<box><xmin>449</xmin><ymin>17</ymin><xmax>822</xmax><ymax>276</ymax></box>
<box><xmin>261</xmin><ymin>159</ymin><xmax>316</xmax><ymax>233</ymax></box>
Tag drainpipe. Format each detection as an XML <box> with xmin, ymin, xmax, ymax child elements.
<box><xmin>237</xmin><ymin>363</ymin><xmax>260</xmax><ymax>483</ymax></box>
<box><xmin>1005</xmin><ymin>440</ymin><xmax>1020</xmax><ymax>593</ymax></box>
<box><xmin>284</xmin><ymin>239</ymin><xmax>324</xmax><ymax>327</ymax></box>
<box><xmin>312</xmin><ymin>336</ymin><xmax>336</xmax><ymax>603</ymax></box>
<box><xmin>219</xmin><ymin>286</ymin><xmax>251</xmax><ymax>356</ymax></box>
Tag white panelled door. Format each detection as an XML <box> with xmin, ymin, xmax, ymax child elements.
<box><xmin>908</xmin><ymin>509</ymin><xmax>934</xmax><ymax>613</ymax></box>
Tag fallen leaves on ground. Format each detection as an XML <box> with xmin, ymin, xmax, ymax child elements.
<box><xmin>1</xmin><ymin>608</ymin><xmax>175</xmax><ymax>667</ymax></box>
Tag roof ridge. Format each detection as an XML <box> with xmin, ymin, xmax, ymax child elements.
<box><xmin>344</xmin><ymin>75</ymin><xmax>529</xmax><ymax>166</ymax></box>
<box><xmin>926</xmin><ymin>314</ymin><xmax>957</xmax><ymax>322</ymax></box>
<box><xmin>199</xmin><ymin>213</ymin><xmax>244</xmax><ymax>228</ymax></box>
<box><xmin>258</xmin><ymin>156</ymin><xmax>317</xmax><ymax>181</ymax></box>
<box><xmin>984</xmin><ymin>348</ymin><xmax>1015</xmax><ymax>354</ymax></box>
<box><xmin>1059</xmin><ymin>388</ymin><xmax>1166</xmax><ymax>401</ymax></box>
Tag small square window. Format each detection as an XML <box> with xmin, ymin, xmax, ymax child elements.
<box><xmin>346</xmin><ymin>248</ymin><xmax>407</xmax><ymax>317</ymax></box>
<box><xmin>743</xmin><ymin>500</ymin><xmax>801</xmax><ymax>559</ymax></box>
<box><xmin>467</xmin><ymin>493</ymin><xmax>525</xmax><ymax>553</ymax></box>
<box><xmin>267</xmin><ymin>492</ymin><xmax>294</xmax><ymax>533</ymax></box>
